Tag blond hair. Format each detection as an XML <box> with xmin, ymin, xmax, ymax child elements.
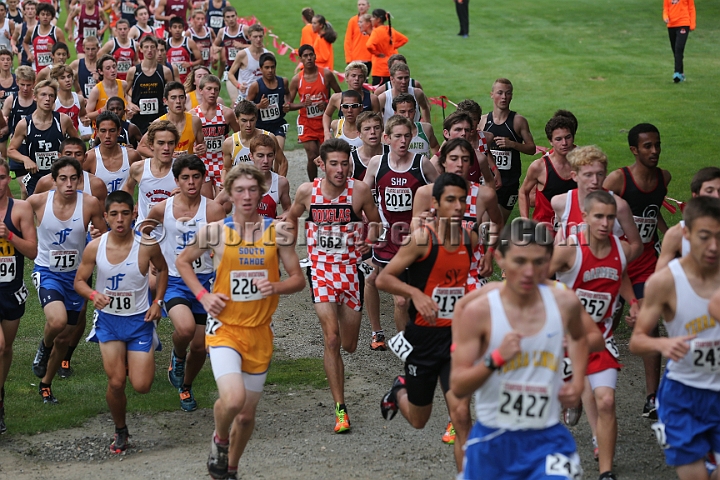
<box><xmin>384</xmin><ymin>114</ymin><xmax>413</xmax><ymax>136</ymax></box>
<box><xmin>50</xmin><ymin>65</ymin><xmax>74</xmax><ymax>81</ymax></box>
<box><xmin>223</xmin><ymin>163</ymin><xmax>268</xmax><ymax>196</ymax></box>
<box><xmin>33</xmin><ymin>79</ymin><xmax>58</xmax><ymax>97</ymax></box>
<box><xmin>16</xmin><ymin>65</ymin><xmax>36</xmax><ymax>83</ymax></box>
<box><xmin>567</xmin><ymin>145</ymin><xmax>608</xmax><ymax>172</ymax></box>
<box><xmin>147</xmin><ymin>120</ymin><xmax>180</xmax><ymax>145</ymax></box>
<box><xmin>345</xmin><ymin>61</ymin><xmax>368</xmax><ymax>78</ymax></box>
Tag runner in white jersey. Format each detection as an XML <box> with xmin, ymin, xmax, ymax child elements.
<box><xmin>378</xmin><ymin>63</ymin><xmax>430</xmax><ymax>124</ymax></box>
<box><xmin>227</xmin><ymin>23</ymin><xmax>268</xmax><ymax>103</ymax></box>
<box><xmin>145</xmin><ymin>154</ymin><xmax>225</xmax><ymax>412</ymax></box>
<box><xmin>123</xmin><ymin>120</ymin><xmax>178</xmax><ymax>224</ymax></box>
<box><xmin>75</xmin><ymin>190</ymin><xmax>168</xmax><ymax>454</ymax></box>
<box><xmin>657</xmin><ymin>167</ymin><xmax>720</xmax><ymax>271</ymax></box>
<box><xmin>28</xmin><ymin>157</ymin><xmax>106</xmax><ymax>404</ymax></box>
<box><xmin>84</xmin><ymin>112</ymin><xmax>142</xmax><ymax>193</ymax></box>
<box><xmin>630</xmin><ymin>196</ymin><xmax>720</xmax><ymax>480</ymax></box>
<box><xmin>391</xmin><ymin>93</ymin><xmax>439</xmax><ymax>158</ymax></box>
<box><xmin>451</xmin><ymin>218</ymin><xmax>588</xmax><ymax>479</ymax></box>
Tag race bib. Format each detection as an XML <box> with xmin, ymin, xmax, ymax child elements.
<box><xmin>562</xmin><ymin>357</ymin><xmax>573</xmax><ymax>380</ymax></box>
<box><xmin>605</xmin><ymin>335</ymin><xmax>620</xmax><ymax>359</ymax></box>
<box><xmin>230</xmin><ymin>269</ymin><xmax>267</xmax><ymax>302</ymax></box>
<box><xmin>139</xmin><ymin>98</ymin><xmax>159</xmax><ymax>115</ymax></box>
<box><xmin>388</xmin><ymin>331</ymin><xmax>413</xmax><ymax>362</ymax></box>
<box><xmin>83</xmin><ymin>27</ymin><xmax>97</xmax><ymax>39</ymax></box>
<box><xmin>575</xmin><ymin>289</ymin><xmax>612</xmax><ymax>323</ymax></box>
<box><xmin>259</xmin><ymin>103</ymin><xmax>281</xmax><ymax>122</ymax></box>
<box><xmin>13</xmin><ymin>283</ymin><xmax>28</xmax><ymax>304</ymax></box>
<box><xmin>121</xmin><ymin>3</ymin><xmax>136</xmax><ymax>14</ymax></box>
<box><xmin>177</xmin><ymin>63</ymin><xmax>187</xmax><ymax>75</ymax></box>
<box><xmin>0</xmin><ymin>256</ymin><xmax>16</xmax><ymax>282</ymax></box>
<box><xmin>36</xmin><ymin>151</ymin><xmax>58</xmax><ymax>170</ymax></box>
<box><xmin>117</xmin><ymin>60</ymin><xmax>132</xmax><ymax>73</ymax></box>
<box><xmin>545</xmin><ymin>453</ymin><xmax>583</xmax><ymax>479</ymax></box>
<box><xmin>497</xmin><ymin>381</ymin><xmax>551</xmax><ymax>429</ymax></box>
<box><xmin>205</xmin><ymin>136</ymin><xmax>223</xmax><ymax>153</ymax></box>
<box><xmin>316</xmin><ymin>229</ymin><xmax>348</xmax><ymax>254</ymax></box>
<box><xmin>210</xmin><ymin>16</ymin><xmax>223</xmax><ymax>29</ymax></box>
<box><xmin>37</xmin><ymin>52</ymin><xmax>53</xmax><ymax>66</ymax></box>
<box><xmin>84</xmin><ymin>78</ymin><xmax>96</xmax><ymax>97</ymax></box>
<box><xmin>306</xmin><ymin>103</ymin><xmax>323</xmax><ymax>118</ymax></box>
<box><xmin>691</xmin><ymin>338</ymin><xmax>720</xmax><ymax>373</ymax></box>
<box><xmin>103</xmin><ymin>290</ymin><xmax>136</xmax><ymax>315</ymax></box>
<box><xmin>205</xmin><ymin>314</ymin><xmax>222</xmax><ymax>335</ymax></box>
<box><xmin>384</xmin><ymin>187</ymin><xmax>412</xmax><ymax>212</ymax></box>
<box><xmin>492</xmin><ymin>149</ymin><xmax>511</xmax><ymax>170</ymax></box>
<box><xmin>431</xmin><ymin>286</ymin><xmax>464</xmax><ymax>320</ymax></box>
<box><xmin>228</xmin><ymin>48</ymin><xmax>238</xmax><ymax>61</ymax></box>
<box><xmin>49</xmin><ymin>249</ymin><xmax>79</xmax><ymax>272</ymax></box>
<box><xmin>201</xmin><ymin>48</ymin><xmax>210</xmax><ymax>61</ymax></box>
<box><xmin>634</xmin><ymin>216</ymin><xmax>657</xmax><ymax>243</ymax></box>
<box><xmin>297</xmin><ymin>122</ymin><xmax>304</xmax><ymax>136</ymax></box>
<box><xmin>176</xmin><ymin>251</ymin><xmax>206</xmax><ymax>272</ymax></box>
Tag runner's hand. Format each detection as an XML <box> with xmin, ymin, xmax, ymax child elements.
<box><xmin>494</xmin><ymin>136</ymin><xmax>512</xmax><ymax>149</ymax></box>
<box><xmin>201</xmin><ymin>292</ymin><xmax>228</xmax><ymax>316</ymax></box>
<box><xmin>0</xmin><ymin>222</ymin><xmax>8</xmax><ymax>238</ymax></box>
<box><xmin>497</xmin><ymin>331</ymin><xmax>522</xmax><ymax>363</ymax></box>
<box><xmin>194</xmin><ymin>142</ymin><xmax>207</xmax><ymax>156</ymax></box>
<box><xmin>558</xmin><ymin>381</ymin><xmax>581</xmax><ymax>408</ymax></box>
<box><xmin>625</xmin><ymin>302</ymin><xmax>639</xmax><ymax>328</ymax></box>
<box><xmin>145</xmin><ymin>303</ymin><xmax>162</xmax><ymax>322</ymax></box>
<box><xmin>92</xmin><ymin>292</ymin><xmax>110</xmax><ymax>310</ymax></box>
<box><xmin>23</xmin><ymin>159</ymin><xmax>38</xmax><ymax>174</ymax></box>
<box><xmin>659</xmin><ymin>335</ymin><xmax>695</xmax><ymax>361</ymax></box>
<box><xmin>258</xmin><ymin>95</ymin><xmax>270</xmax><ymax>109</ymax></box>
<box><xmin>253</xmin><ymin>277</ymin><xmax>276</xmax><ymax>297</ymax></box>
<box><xmin>479</xmin><ymin>251</ymin><xmax>494</xmax><ymax>277</ymax></box>
<box><xmin>411</xmin><ymin>290</ymin><xmax>439</xmax><ymax>325</ymax></box>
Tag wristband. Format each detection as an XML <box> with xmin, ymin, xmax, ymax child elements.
<box><xmin>486</xmin><ymin>246</ymin><xmax>495</xmax><ymax>255</ymax></box>
<box><xmin>630</xmin><ymin>298</ymin><xmax>639</xmax><ymax>306</ymax></box>
<box><xmin>6</xmin><ymin>231</ymin><xmax>13</xmax><ymax>241</ymax></box>
<box><xmin>491</xmin><ymin>349</ymin><xmax>506</xmax><ymax>368</ymax></box>
<box><xmin>196</xmin><ymin>289</ymin><xmax>209</xmax><ymax>301</ymax></box>
<box><xmin>89</xmin><ymin>290</ymin><xmax>98</xmax><ymax>301</ymax></box>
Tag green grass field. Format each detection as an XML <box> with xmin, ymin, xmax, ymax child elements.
<box><xmin>3</xmin><ymin>0</ymin><xmax>719</xmax><ymax>435</ymax></box>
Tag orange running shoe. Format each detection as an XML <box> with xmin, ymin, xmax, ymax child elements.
<box><xmin>334</xmin><ymin>404</ymin><xmax>350</xmax><ymax>433</ymax></box>
<box><xmin>442</xmin><ymin>421</ymin><xmax>456</xmax><ymax>445</ymax></box>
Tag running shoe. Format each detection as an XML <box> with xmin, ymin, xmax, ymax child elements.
<box><xmin>167</xmin><ymin>350</ymin><xmax>185</xmax><ymax>389</ymax></box>
<box><xmin>39</xmin><ymin>385</ymin><xmax>58</xmax><ymax>404</ymax></box>
<box><xmin>371</xmin><ymin>332</ymin><xmax>387</xmax><ymax>351</ymax></box>
<box><xmin>442</xmin><ymin>421</ymin><xmax>456</xmax><ymax>445</ymax></box>
<box><xmin>207</xmin><ymin>434</ymin><xmax>229</xmax><ymax>479</ymax></box>
<box><xmin>643</xmin><ymin>393</ymin><xmax>657</xmax><ymax>419</ymax></box>
<box><xmin>334</xmin><ymin>404</ymin><xmax>350</xmax><ymax>433</ymax></box>
<box><xmin>179</xmin><ymin>385</ymin><xmax>198</xmax><ymax>412</ymax></box>
<box><xmin>673</xmin><ymin>72</ymin><xmax>686</xmax><ymax>83</ymax></box>
<box><xmin>562</xmin><ymin>401</ymin><xmax>583</xmax><ymax>427</ymax></box>
<box><xmin>599</xmin><ymin>472</ymin><xmax>618</xmax><ymax>480</ymax></box>
<box><xmin>110</xmin><ymin>426</ymin><xmax>130</xmax><ymax>453</ymax></box>
<box><xmin>225</xmin><ymin>472</ymin><xmax>238</xmax><ymax>480</ymax></box>
<box><xmin>380</xmin><ymin>375</ymin><xmax>406</xmax><ymax>420</ymax></box>
<box><xmin>32</xmin><ymin>340</ymin><xmax>52</xmax><ymax>378</ymax></box>
<box><xmin>0</xmin><ymin>406</ymin><xmax>6</xmax><ymax>434</ymax></box>
<box><xmin>57</xmin><ymin>360</ymin><xmax>74</xmax><ymax>379</ymax></box>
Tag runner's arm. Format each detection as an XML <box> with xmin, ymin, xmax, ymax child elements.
<box><xmin>8</xmin><ymin>200</ymin><xmax>38</xmax><ymax>259</ymax></box>
<box><xmin>710</xmin><ymin>289</ymin><xmax>720</xmax><ymax>321</ymax></box>
<box><xmin>414</xmin><ymin>88</ymin><xmax>431</xmax><ymax>124</ymax></box>
<box><xmin>267</xmin><ymin>231</ymin><xmax>306</xmax><ymax>296</ymax></box>
<box><xmin>192</xmin><ymin>115</ymin><xmax>206</xmax><ymax>156</ymax></box>
<box><xmin>559</xmin><ymin>289</ymin><xmax>588</xmax><ymax>406</ymax></box>
<box><xmin>518</xmin><ymin>159</ymin><xmax>542</xmax><ymax>218</ymax></box>
<box><xmin>122</xmin><ymin>161</ymin><xmax>143</xmax><ymax>194</ymax></box>
<box><xmin>512</xmin><ymin>114</ymin><xmax>536</xmax><ymax>156</ymax></box>
<box><xmin>615</xmin><ymin>197</ymin><xmax>643</xmax><ymax>262</ymax></box>
<box><xmin>450</xmin><ymin>294</ymin><xmax>494</xmax><ymax>398</ymax></box>
<box><xmin>74</xmin><ymin>240</ymin><xmax>106</xmax><ymax>307</ymax></box>
<box><xmin>88</xmin><ymin>196</ymin><xmax>109</xmax><ymax>234</ymax></box>
<box><xmin>269</xmin><ymin>134</ymin><xmax>288</xmax><ymax>177</ymax></box>
<box><xmin>7</xmin><ymin>119</ymin><xmax>35</xmax><ymax>173</ymax></box>
<box><xmin>146</xmin><ymin>243</ymin><xmax>168</xmax><ymax>321</ymax></box>
<box><xmin>322</xmin><ymin>93</ymin><xmax>339</xmax><ymax>140</ymax></box>
<box><xmin>655</xmin><ymin>224</ymin><xmax>682</xmax><ymax>271</ymax></box>
<box><xmin>424</xmin><ymin>123</ymin><xmax>440</xmax><ymax>156</ymax></box>
<box><xmin>277</xmin><ymin>176</ymin><xmax>292</xmax><ymax>213</ymax></box>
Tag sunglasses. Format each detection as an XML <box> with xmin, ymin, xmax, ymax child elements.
<box><xmin>340</xmin><ymin>103</ymin><xmax>362</xmax><ymax>109</ymax></box>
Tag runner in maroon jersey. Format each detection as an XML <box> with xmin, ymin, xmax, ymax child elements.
<box><xmin>98</xmin><ymin>19</ymin><xmax>138</xmax><ymax>81</ymax></box>
<box><xmin>363</xmin><ymin>115</ymin><xmax>439</xmax><ymax>333</ymax></box>
<box><xmin>155</xmin><ymin>0</ymin><xmax>191</xmax><ymax>30</ymax></box>
<box><xmin>551</xmin><ymin>190</ymin><xmax>637</xmax><ymax>480</ymax></box>
<box><xmin>166</xmin><ymin>16</ymin><xmax>202</xmax><ymax>84</ymax></box>
<box><xmin>65</xmin><ymin>0</ymin><xmax>108</xmax><ymax>58</ymax></box>
<box><xmin>23</xmin><ymin>3</ymin><xmax>65</xmax><ymax>74</ymax></box>
<box><xmin>129</xmin><ymin>6</ymin><xmax>156</xmax><ymax>43</ymax></box>
<box><xmin>211</xmin><ymin>6</ymin><xmax>250</xmax><ymax>82</ymax></box>
<box><xmin>187</xmin><ymin>9</ymin><xmax>214</xmax><ymax>68</ymax></box>
<box><xmin>519</xmin><ymin>112</ymin><xmax>577</xmax><ymax>227</ymax></box>
<box><xmin>603</xmin><ymin>123</ymin><xmax>671</xmax><ymax>420</ymax></box>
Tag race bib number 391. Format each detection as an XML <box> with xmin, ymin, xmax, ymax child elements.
<box><xmin>139</xmin><ymin>98</ymin><xmax>159</xmax><ymax>115</ymax></box>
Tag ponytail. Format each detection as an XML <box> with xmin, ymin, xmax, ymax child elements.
<box><xmin>372</xmin><ymin>9</ymin><xmax>392</xmax><ymax>45</ymax></box>
<box><xmin>323</xmin><ymin>21</ymin><xmax>337</xmax><ymax>44</ymax></box>
<box><xmin>387</xmin><ymin>12</ymin><xmax>393</xmax><ymax>45</ymax></box>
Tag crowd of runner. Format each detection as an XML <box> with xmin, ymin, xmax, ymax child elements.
<box><xmin>0</xmin><ymin>1</ymin><xmax>718</xmax><ymax>479</ymax></box>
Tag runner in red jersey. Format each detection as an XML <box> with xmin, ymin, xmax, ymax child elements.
<box><xmin>187</xmin><ymin>10</ymin><xmax>214</xmax><ymax>68</ymax></box>
<box><xmin>288</xmin><ymin>44</ymin><xmax>342</xmax><ymax>181</ymax></box>
<box><xmin>551</xmin><ymin>190</ymin><xmax>636</xmax><ymax>480</ymax></box>
<box><xmin>51</xmin><ymin>66</ymin><xmax>86</xmax><ymax>131</ymax></box>
<box><xmin>288</xmin><ymin>137</ymin><xmax>381</xmax><ymax>434</ymax></box>
<box><xmin>165</xmin><ymin>16</ymin><xmax>202</xmax><ymax>84</ymax></box>
<box><xmin>363</xmin><ymin>115</ymin><xmax>439</xmax><ymax>333</ymax></box>
<box><xmin>248</xmin><ymin>135</ymin><xmax>290</xmax><ymax>219</ymax></box>
<box><xmin>603</xmin><ymin>123</ymin><xmax>671</xmax><ymax>420</ymax></box>
<box><xmin>65</xmin><ymin>0</ymin><xmax>108</xmax><ymax>58</ymax></box>
<box><xmin>23</xmin><ymin>3</ymin><xmax>65</xmax><ymax>74</ymax></box>
<box><xmin>98</xmin><ymin>19</ymin><xmax>138</xmax><ymax>81</ymax></box>
<box><xmin>211</xmin><ymin>6</ymin><xmax>250</xmax><ymax>81</ymax></box>
<box><xmin>519</xmin><ymin>112</ymin><xmax>578</xmax><ymax>227</ymax></box>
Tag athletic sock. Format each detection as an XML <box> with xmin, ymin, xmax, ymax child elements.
<box><xmin>115</xmin><ymin>425</ymin><xmax>128</xmax><ymax>433</ymax></box>
<box><xmin>174</xmin><ymin>349</ymin><xmax>187</xmax><ymax>361</ymax></box>
<box><xmin>214</xmin><ymin>432</ymin><xmax>229</xmax><ymax>445</ymax></box>
<box><xmin>182</xmin><ymin>383</ymin><xmax>192</xmax><ymax>390</ymax></box>
<box><xmin>227</xmin><ymin>466</ymin><xmax>238</xmax><ymax>474</ymax></box>
<box><xmin>39</xmin><ymin>381</ymin><xmax>51</xmax><ymax>390</ymax></box>
<box><xmin>64</xmin><ymin>345</ymin><xmax>76</xmax><ymax>362</ymax></box>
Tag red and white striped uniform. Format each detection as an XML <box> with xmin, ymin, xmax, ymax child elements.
<box><xmin>463</xmin><ymin>182</ymin><xmax>488</xmax><ymax>291</ymax></box>
<box><xmin>194</xmin><ymin>104</ymin><xmax>229</xmax><ymax>188</ymax></box>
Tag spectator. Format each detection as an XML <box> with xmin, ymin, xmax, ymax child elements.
<box><xmin>663</xmin><ymin>0</ymin><xmax>695</xmax><ymax>83</ymax></box>
<box><xmin>366</xmin><ymin>9</ymin><xmax>407</xmax><ymax>86</ymax></box>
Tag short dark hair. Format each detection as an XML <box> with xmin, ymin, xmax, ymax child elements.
<box><xmin>235</xmin><ymin>99</ymin><xmax>258</xmax><ymax>117</ymax></box>
<box><xmin>106</xmin><ymin>96</ymin><xmax>126</xmax><ymax>109</ymax></box>
<box><xmin>139</xmin><ymin>35</ymin><xmax>158</xmax><ymax>48</ymax></box>
<box><xmin>172</xmin><ymin>154</ymin><xmax>206</xmax><ymax>179</ymax></box>
<box><xmin>222</xmin><ymin>5</ymin><xmax>236</xmax><ymax>15</ymax></box>
<box><xmin>116</xmin><ymin>18</ymin><xmax>130</xmax><ymax>28</ymax></box>
<box><xmin>683</xmin><ymin>196</ymin><xmax>720</xmax><ymax>230</ymax></box>
<box><xmin>97</xmin><ymin>54</ymin><xmax>116</xmax><ymax>72</ymax></box>
<box><xmin>169</xmin><ymin>16</ymin><xmax>184</xmax><ymax>28</ymax></box>
<box><xmin>691</xmin><ymin>167</ymin><xmax>720</xmax><ymax>195</ymax></box>
<box><xmin>497</xmin><ymin>218</ymin><xmax>554</xmax><ymax>257</ymax></box>
<box><xmin>96</xmin><ymin>111</ymin><xmax>122</xmax><ymax>130</ymax></box>
<box><xmin>298</xmin><ymin>44</ymin><xmax>315</xmax><ymax>57</ymax></box>
<box><xmin>36</xmin><ymin>2</ymin><xmax>55</xmax><ymax>17</ymax></box>
<box><xmin>438</xmin><ymin>138</ymin><xmax>473</xmax><ymax>166</ymax></box>
<box><xmin>456</xmin><ymin>99</ymin><xmax>482</xmax><ymax>121</ymax></box>
<box><xmin>443</xmin><ymin>112</ymin><xmax>473</xmax><ymax>132</ymax></box>
<box><xmin>0</xmin><ymin>48</ymin><xmax>11</xmax><ymax>59</ymax></box>
<box><xmin>51</xmin><ymin>156</ymin><xmax>82</xmax><ymax>180</ymax></box>
<box><xmin>628</xmin><ymin>123</ymin><xmax>660</xmax><ymax>147</ymax></box>
<box><xmin>0</xmin><ymin>159</ymin><xmax>9</xmax><ymax>176</ymax></box>
<box><xmin>319</xmin><ymin>138</ymin><xmax>351</xmax><ymax>162</ymax></box>
<box><xmin>583</xmin><ymin>190</ymin><xmax>616</xmax><ymax>213</ymax></box>
<box><xmin>60</xmin><ymin>137</ymin><xmax>87</xmax><ymax>155</ymax></box>
<box><xmin>51</xmin><ymin>42</ymin><xmax>69</xmax><ymax>55</ymax></box>
<box><xmin>135</xmin><ymin>5</ymin><xmax>149</xmax><ymax>16</ymax></box>
<box><xmin>545</xmin><ymin>114</ymin><xmax>576</xmax><ymax>141</ymax></box>
<box><xmin>341</xmin><ymin>89</ymin><xmax>362</xmax><ymax>103</ymax></box>
<box><xmin>432</xmin><ymin>173</ymin><xmax>467</xmax><ymax>203</ymax></box>
<box><xmin>259</xmin><ymin>52</ymin><xmax>276</xmax><ymax>67</ymax></box>
<box><xmin>392</xmin><ymin>92</ymin><xmax>416</xmax><ymax>111</ymax></box>
<box><xmin>553</xmin><ymin>109</ymin><xmax>578</xmax><ymax>135</ymax></box>
<box><xmin>105</xmin><ymin>190</ymin><xmax>134</xmax><ymax>212</ymax></box>
<box><xmin>164</xmin><ymin>81</ymin><xmax>186</xmax><ymax>99</ymax></box>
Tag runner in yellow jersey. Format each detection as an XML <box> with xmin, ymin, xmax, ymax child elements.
<box><xmin>177</xmin><ymin>163</ymin><xmax>305</xmax><ymax>480</ymax></box>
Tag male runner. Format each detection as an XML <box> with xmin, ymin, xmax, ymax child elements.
<box><xmin>125</xmin><ymin>35</ymin><xmax>173</xmax><ymax>133</ymax></box>
<box><xmin>119</xmin><ymin>0</ymin><xmax>144</xmax><ymax>27</ymax></box>
<box><xmin>128</xmin><ymin>6</ymin><xmax>156</xmax><ymax>42</ymax></box>
<box><xmin>187</xmin><ymin>9</ymin><xmax>214</xmax><ymax>68</ymax></box>
<box><xmin>65</xmin><ymin>0</ymin><xmax>108</xmax><ymax>59</ymax></box>
<box><xmin>35</xmin><ymin>41</ymin><xmax>69</xmax><ymax>83</ymax></box>
<box><xmin>322</xmin><ymin>61</ymin><xmax>380</xmax><ymax>134</ymax></box>
<box><xmin>287</xmin><ymin>44</ymin><xmax>341</xmax><ymax>180</ymax></box>
<box><xmin>23</xmin><ymin>3</ymin><xmax>65</xmax><ymax>74</ymax></box>
<box><xmin>288</xmin><ymin>138</ymin><xmax>381</xmax><ymax>433</ymax></box>
<box><xmin>1</xmin><ymin>65</ymin><xmax>35</xmax><ymax>198</ymax></box>
<box><xmin>363</xmin><ymin>115</ymin><xmax>439</xmax><ymax>333</ymax></box>
<box><xmin>193</xmin><ymin>74</ymin><xmax>240</xmax><ymax>197</ymax></box>
<box><xmin>247</xmin><ymin>53</ymin><xmax>289</xmax><ymax>151</ymax></box>
<box><xmin>12</xmin><ymin>1</ymin><xmax>35</xmax><ymax>67</ymax></box>
<box><xmin>221</xmin><ymin>100</ymin><xmax>286</xmax><ymax>176</ymax></box>
<box><xmin>603</xmin><ymin>123</ymin><xmax>671</xmax><ymax>419</ymax></box>
<box><xmin>85</xmin><ymin>55</ymin><xmax>130</xmax><ymax>125</ymax></box>
<box><xmin>146</xmin><ymin>154</ymin><xmax>224</xmax><ymax>411</ymax></box>
<box><xmin>551</xmin><ymin>191</ymin><xmax>636</xmax><ymax>480</ymax></box>
<box><xmin>84</xmin><ymin>111</ymin><xmax>142</xmax><ymax>193</ymax></box>
<box><xmin>657</xmin><ymin>167</ymin><xmax>720</xmax><ymax>270</ymax></box>
<box><xmin>51</xmin><ymin>66</ymin><xmax>87</xmax><ymax>131</ymax></box>
<box><xmin>205</xmin><ymin>0</ymin><xmax>226</xmax><ymax>36</ymax></box>
<box><xmin>481</xmin><ymin>78</ymin><xmax>537</xmax><ymax>221</ymax></box>
<box><xmin>155</xmin><ymin>0</ymin><xmax>191</xmax><ymax>30</ymax></box>
<box><xmin>177</xmin><ymin>162</ymin><xmax>305</xmax><ymax>480</ymax></box>
<box><xmin>629</xmin><ymin>196</ymin><xmax>720</xmax><ymax>480</ymax></box>
<box><xmin>8</xmin><ymin>80</ymin><xmax>79</xmax><ymax>196</ymax></box>
<box><xmin>519</xmin><ymin>113</ymin><xmax>577</xmax><ymax>225</ymax></box>
<box><xmin>166</xmin><ymin>16</ymin><xmax>202</xmax><ymax>84</ymax></box>
<box><xmin>350</xmin><ymin>111</ymin><xmax>385</xmax><ymax>181</ymax></box>
<box><xmin>211</xmin><ymin>6</ymin><xmax>250</xmax><ymax>88</ymax></box>
<box><xmin>329</xmin><ymin>90</ymin><xmax>364</xmax><ymax>150</ymax></box>
<box><xmin>378</xmin><ymin>62</ymin><xmax>430</xmax><ymax>124</ymax></box>
<box><xmin>102</xmin><ymin>97</ymin><xmax>143</xmax><ymax>149</ymax></box>
<box><xmin>28</xmin><ymin>157</ymin><xmax>106</xmax><ymax>403</ymax></box>
<box><xmin>373</xmin><ymin>54</ymin><xmax>425</xmax><ymax>96</ymax></box>
<box><xmin>35</xmin><ymin>138</ymin><xmax>108</xmax><ymax>200</ymax></box>
<box><xmin>75</xmin><ymin>190</ymin><xmax>167</xmax><ymax>453</ymax></box>
<box><xmin>392</xmin><ymin>92</ymin><xmax>439</xmax><ymax>158</ymax></box>
<box><xmin>98</xmin><ymin>19</ymin><xmax>138</xmax><ymax>81</ymax></box>
<box><xmin>0</xmin><ymin>158</ymin><xmax>37</xmax><ymax>433</ymax></box>
<box><xmin>70</xmin><ymin>36</ymin><xmax>100</xmax><ymax>98</ymax></box>
<box><xmin>451</xmin><ymin>219</ymin><xmax>588</xmax><ymax>479</ymax></box>
<box><xmin>377</xmin><ymin>172</ymin><xmax>478</xmax><ymax>471</ymax></box>
<box><xmin>227</xmin><ymin>23</ymin><xmax>268</xmax><ymax>103</ymax></box>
